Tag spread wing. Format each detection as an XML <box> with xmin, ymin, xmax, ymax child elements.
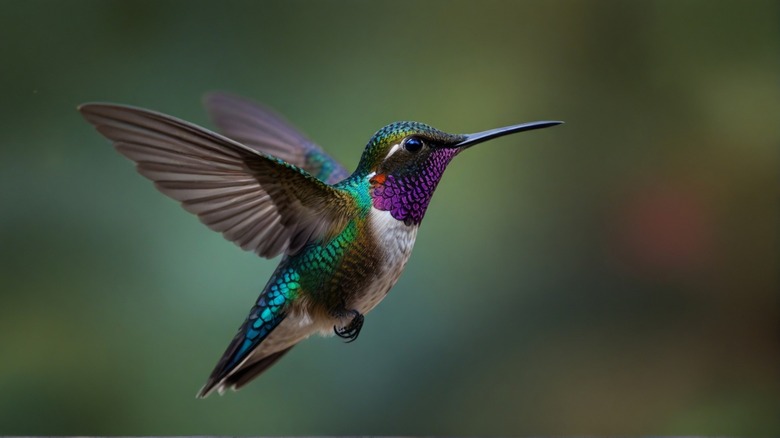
<box><xmin>79</xmin><ymin>103</ymin><xmax>352</xmax><ymax>258</ymax></box>
<box><xmin>203</xmin><ymin>92</ymin><xmax>350</xmax><ymax>185</ymax></box>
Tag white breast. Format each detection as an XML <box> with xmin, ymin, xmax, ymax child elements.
<box><xmin>354</xmin><ymin>208</ymin><xmax>418</xmax><ymax>314</ymax></box>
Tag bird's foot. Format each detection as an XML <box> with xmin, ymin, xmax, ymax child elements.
<box><xmin>334</xmin><ymin>309</ymin><xmax>364</xmax><ymax>343</ymax></box>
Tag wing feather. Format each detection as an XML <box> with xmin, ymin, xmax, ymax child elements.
<box><xmin>204</xmin><ymin>92</ymin><xmax>350</xmax><ymax>184</ymax></box>
<box><xmin>80</xmin><ymin>103</ymin><xmax>352</xmax><ymax>258</ymax></box>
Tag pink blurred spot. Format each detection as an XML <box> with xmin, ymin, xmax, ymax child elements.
<box><xmin>613</xmin><ymin>183</ymin><xmax>714</xmax><ymax>274</ymax></box>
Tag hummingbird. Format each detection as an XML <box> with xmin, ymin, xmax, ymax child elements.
<box><xmin>79</xmin><ymin>92</ymin><xmax>561</xmax><ymax>397</ymax></box>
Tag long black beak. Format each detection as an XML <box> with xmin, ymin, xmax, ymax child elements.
<box><xmin>454</xmin><ymin>120</ymin><xmax>563</xmax><ymax>149</ymax></box>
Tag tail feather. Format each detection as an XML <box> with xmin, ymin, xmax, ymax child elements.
<box><xmin>229</xmin><ymin>346</ymin><xmax>295</xmax><ymax>390</ymax></box>
<box><xmin>197</xmin><ymin>345</ymin><xmax>295</xmax><ymax>398</ymax></box>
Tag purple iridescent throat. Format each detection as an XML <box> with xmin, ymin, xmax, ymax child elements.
<box><xmin>370</xmin><ymin>148</ymin><xmax>460</xmax><ymax>225</ymax></box>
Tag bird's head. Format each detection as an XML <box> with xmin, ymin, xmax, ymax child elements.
<box><xmin>351</xmin><ymin>119</ymin><xmax>562</xmax><ymax>225</ymax></box>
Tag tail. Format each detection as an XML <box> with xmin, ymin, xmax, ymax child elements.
<box><xmin>196</xmin><ymin>307</ymin><xmax>287</xmax><ymax>398</ymax></box>
<box><xmin>197</xmin><ymin>345</ymin><xmax>294</xmax><ymax>398</ymax></box>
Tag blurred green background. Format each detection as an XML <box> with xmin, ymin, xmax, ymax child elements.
<box><xmin>0</xmin><ymin>0</ymin><xmax>777</xmax><ymax>435</ymax></box>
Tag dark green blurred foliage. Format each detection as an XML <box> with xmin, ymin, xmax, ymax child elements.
<box><xmin>0</xmin><ymin>0</ymin><xmax>777</xmax><ymax>434</ymax></box>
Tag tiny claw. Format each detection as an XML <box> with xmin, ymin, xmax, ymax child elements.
<box><xmin>334</xmin><ymin>309</ymin><xmax>364</xmax><ymax>343</ymax></box>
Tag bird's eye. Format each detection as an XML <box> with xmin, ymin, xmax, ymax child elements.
<box><xmin>403</xmin><ymin>137</ymin><xmax>424</xmax><ymax>153</ymax></box>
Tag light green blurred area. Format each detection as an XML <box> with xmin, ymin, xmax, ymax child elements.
<box><xmin>0</xmin><ymin>0</ymin><xmax>777</xmax><ymax>434</ymax></box>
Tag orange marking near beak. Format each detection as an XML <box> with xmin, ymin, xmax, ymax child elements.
<box><xmin>370</xmin><ymin>173</ymin><xmax>387</xmax><ymax>186</ymax></box>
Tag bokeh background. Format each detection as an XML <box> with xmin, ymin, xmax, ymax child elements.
<box><xmin>0</xmin><ymin>0</ymin><xmax>777</xmax><ymax>435</ymax></box>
